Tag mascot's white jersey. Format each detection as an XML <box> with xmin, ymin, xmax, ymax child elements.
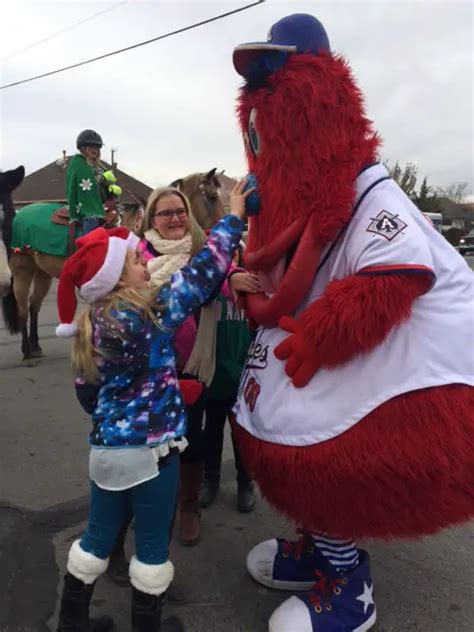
<box><xmin>235</xmin><ymin>165</ymin><xmax>474</xmax><ymax>446</ymax></box>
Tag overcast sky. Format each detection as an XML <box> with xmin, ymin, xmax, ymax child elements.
<box><xmin>1</xmin><ymin>0</ymin><xmax>473</xmax><ymax>198</ymax></box>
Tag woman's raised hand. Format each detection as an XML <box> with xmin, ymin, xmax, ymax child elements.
<box><xmin>230</xmin><ymin>178</ymin><xmax>255</xmax><ymax>219</ymax></box>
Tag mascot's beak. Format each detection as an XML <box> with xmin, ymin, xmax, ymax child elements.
<box><xmin>244</xmin><ymin>173</ymin><xmax>261</xmax><ymax>216</ymax></box>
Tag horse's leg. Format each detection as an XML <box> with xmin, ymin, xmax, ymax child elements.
<box><xmin>10</xmin><ymin>254</ymin><xmax>35</xmax><ymax>361</ymax></box>
<box><xmin>29</xmin><ymin>268</ymin><xmax>53</xmax><ymax>357</ymax></box>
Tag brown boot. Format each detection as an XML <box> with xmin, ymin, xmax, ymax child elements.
<box><xmin>179</xmin><ymin>462</ymin><xmax>203</xmax><ymax>546</ymax></box>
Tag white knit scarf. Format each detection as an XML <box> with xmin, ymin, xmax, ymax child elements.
<box><xmin>145</xmin><ymin>230</ymin><xmax>192</xmax><ymax>289</ymax></box>
<box><xmin>144</xmin><ymin>229</ymin><xmax>217</xmax><ymax>386</ymax></box>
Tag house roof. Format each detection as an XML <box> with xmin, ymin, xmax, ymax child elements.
<box><xmin>13</xmin><ymin>156</ymin><xmax>153</xmax><ymax>207</ymax></box>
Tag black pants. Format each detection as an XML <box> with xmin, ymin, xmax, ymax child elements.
<box><xmin>202</xmin><ymin>397</ymin><xmax>250</xmax><ymax>485</ymax></box>
<box><xmin>180</xmin><ymin>391</ymin><xmax>207</xmax><ymax>465</ymax></box>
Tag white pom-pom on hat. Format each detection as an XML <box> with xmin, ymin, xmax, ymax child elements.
<box><xmin>55</xmin><ymin>322</ymin><xmax>79</xmax><ymax>338</ymax></box>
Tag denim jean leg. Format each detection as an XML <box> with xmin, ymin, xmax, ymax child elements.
<box><xmin>132</xmin><ymin>454</ymin><xmax>180</xmax><ymax>564</ymax></box>
<box><xmin>80</xmin><ymin>481</ymin><xmax>132</xmax><ymax>560</ymax></box>
<box><xmin>81</xmin><ymin>216</ymin><xmax>106</xmax><ymax>236</ymax></box>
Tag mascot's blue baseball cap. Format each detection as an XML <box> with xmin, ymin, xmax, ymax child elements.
<box><xmin>233</xmin><ymin>13</ymin><xmax>331</xmax><ymax>77</ymax></box>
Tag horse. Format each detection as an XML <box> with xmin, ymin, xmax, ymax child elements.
<box><xmin>0</xmin><ymin>167</ymin><xmax>25</xmax><ymax>298</ymax></box>
<box><xmin>1</xmin><ymin>162</ymin><xmax>129</xmax><ymax>363</ymax></box>
<box><xmin>170</xmin><ymin>167</ymin><xmax>226</xmax><ymax>230</ymax></box>
<box><xmin>0</xmin><ymin>214</ymin><xmax>11</xmax><ymax>298</ymax></box>
<box><xmin>2</xmin><ymin>167</ymin><xmax>227</xmax><ymax>363</ymax></box>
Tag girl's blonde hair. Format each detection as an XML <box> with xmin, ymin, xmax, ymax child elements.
<box><xmin>138</xmin><ymin>187</ymin><xmax>206</xmax><ymax>255</ymax></box>
<box><xmin>72</xmin><ymin>253</ymin><xmax>159</xmax><ymax>384</ymax></box>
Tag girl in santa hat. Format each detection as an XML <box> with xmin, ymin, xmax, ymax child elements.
<box><xmin>54</xmin><ymin>181</ymin><xmax>250</xmax><ymax>632</ymax></box>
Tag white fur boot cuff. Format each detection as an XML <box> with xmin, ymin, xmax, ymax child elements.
<box><xmin>129</xmin><ymin>556</ymin><xmax>174</xmax><ymax>595</ymax></box>
<box><xmin>67</xmin><ymin>540</ymin><xmax>109</xmax><ymax>585</ymax></box>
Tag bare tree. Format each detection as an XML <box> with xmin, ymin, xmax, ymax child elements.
<box><xmin>435</xmin><ymin>182</ymin><xmax>468</xmax><ymax>205</ymax></box>
<box><xmin>383</xmin><ymin>160</ymin><xmax>418</xmax><ymax>200</ymax></box>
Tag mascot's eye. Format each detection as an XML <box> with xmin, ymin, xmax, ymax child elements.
<box><xmin>243</xmin><ymin>132</ymin><xmax>250</xmax><ymax>151</ymax></box>
<box><xmin>248</xmin><ymin>108</ymin><xmax>261</xmax><ymax>155</ymax></box>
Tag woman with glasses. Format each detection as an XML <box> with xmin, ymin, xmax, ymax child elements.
<box><xmin>138</xmin><ymin>186</ymin><xmax>259</xmax><ymax>542</ymax></box>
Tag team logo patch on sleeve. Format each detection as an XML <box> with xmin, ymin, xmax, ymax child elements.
<box><xmin>366</xmin><ymin>210</ymin><xmax>407</xmax><ymax>241</ymax></box>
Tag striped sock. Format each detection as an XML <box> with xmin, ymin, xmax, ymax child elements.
<box><xmin>312</xmin><ymin>533</ymin><xmax>359</xmax><ymax>573</ymax></box>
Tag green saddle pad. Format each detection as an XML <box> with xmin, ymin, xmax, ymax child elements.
<box><xmin>11</xmin><ymin>203</ymin><xmax>79</xmax><ymax>257</ymax></box>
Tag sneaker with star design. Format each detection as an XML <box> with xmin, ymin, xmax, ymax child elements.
<box><xmin>268</xmin><ymin>549</ymin><xmax>376</xmax><ymax>632</ymax></box>
<box><xmin>247</xmin><ymin>533</ymin><xmax>331</xmax><ymax>591</ymax></box>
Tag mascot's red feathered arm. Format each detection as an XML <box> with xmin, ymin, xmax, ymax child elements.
<box><xmin>274</xmin><ymin>273</ymin><xmax>431</xmax><ymax>388</ymax></box>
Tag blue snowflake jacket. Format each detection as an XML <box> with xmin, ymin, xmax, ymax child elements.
<box><xmin>75</xmin><ymin>215</ymin><xmax>244</xmax><ymax>448</ymax></box>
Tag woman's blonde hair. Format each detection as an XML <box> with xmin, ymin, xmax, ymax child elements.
<box><xmin>71</xmin><ymin>253</ymin><xmax>159</xmax><ymax>384</ymax></box>
<box><xmin>138</xmin><ymin>187</ymin><xmax>206</xmax><ymax>255</ymax></box>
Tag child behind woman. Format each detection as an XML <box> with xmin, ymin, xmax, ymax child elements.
<box><xmin>54</xmin><ymin>182</ymin><xmax>249</xmax><ymax>631</ymax></box>
<box><xmin>200</xmin><ymin>246</ymin><xmax>256</xmax><ymax>512</ymax></box>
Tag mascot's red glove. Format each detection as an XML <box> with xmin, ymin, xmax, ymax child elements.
<box><xmin>179</xmin><ymin>379</ymin><xmax>203</xmax><ymax>406</ymax></box>
<box><xmin>274</xmin><ymin>274</ymin><xmax>432</xmax><ymax>388</ymax></box>
<box><xmin>274</xmin><ymin>316</ymin><xmax>319</xmax><ymax>388</ymax></box>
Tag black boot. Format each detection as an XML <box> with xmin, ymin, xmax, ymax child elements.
<box><xmin>199</xmin><ymin>477</ymin><xmax>220</xmax><ymax>508</ymax></box>
<box><xmin>233</xmin><ymin>431</ymin><xmax>256</xmax><ymax>513</ymax></box>
<box><xmin>132</xmin><ymin>587</ymin><xmax>185</xmax><ymax>631</ymax></box>
<box><xmin>57</xmin><ymin>572</ymin><xmax>114</xmax><ymax>631</ymax></box>
<box><xmin>165</xmin><ymin>582</ymin><xmax>187</xmax><ymax>606</ymax></box>
<box><xmin>237</xmin><ymin>479</ymin><xmax>256</xmax><ymax>513</ymax></box>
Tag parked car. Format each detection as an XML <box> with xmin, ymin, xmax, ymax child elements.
<box><xmin>422</xmin><ymin>212</ymin><xmax>443</xmax><ymax>233</ymax></box>
<box><xmin>458</xmin><ymin>230</ymin><xmax>474</xmax><ymax>255</ymax></box>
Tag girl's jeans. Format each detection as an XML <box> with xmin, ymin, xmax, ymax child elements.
<box><xmin>80</xmin><ymin>453</ymin><xmax>179</xmax><ymax>564</ymax></box>
<box><xmin>81</xmin><ymin>216</ymin><xmax>104</xmax><ymax>236</ymax></box>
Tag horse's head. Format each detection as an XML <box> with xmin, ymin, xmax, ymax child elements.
<box><xmin>108</xmin><ymin>186</ymin><xmax>147</xmax><ymax>233</ymax></box>
<box><xmin>0</xmin><ymin>166</ymin><xmax>25</xmax><ymax>296</ymax></box>
<box><xmin>170</xmin><ymin>168</ymin><xmax>226</xmax><ymax>231</ymax></box>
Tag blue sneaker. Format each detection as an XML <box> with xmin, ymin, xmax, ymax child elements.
<box><xmin>247</xmin><ymin>534</ymin><xmax>324</xmax><ymax>591</ymax></box>
<box><xmin>268</xmin><ymin>550</ymin><xmax>376</xmax><ymax>632</ymax></box>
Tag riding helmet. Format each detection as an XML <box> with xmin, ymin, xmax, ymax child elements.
<box><xmin>76</xmin><ymin>129</ymin><xmax>103</xmax><ymax>150</ymax></box>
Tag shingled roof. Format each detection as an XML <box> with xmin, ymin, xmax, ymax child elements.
<box><xmin>13</xmin><ymin>156</ymin><xmax>153</xmax><ymax>208</ymax></box>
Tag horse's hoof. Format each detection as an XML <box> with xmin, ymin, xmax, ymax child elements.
<box><xmin>22</xmin><ymin>358</ymin><xmax>40</xmax><ymax>367</ymax></box>
<box><xmin>31</xmin><ymin>349</ymin><xmax>44</xmax><ymax>358</ymax></box>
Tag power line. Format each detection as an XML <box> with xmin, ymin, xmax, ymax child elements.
<box><xmin>0</xmin><ymin>1</ymin><xmax>265</xmax><ymax>90</ymax></box>
<box><xmin>2</xmin><ymin>1</ymin><xmax>128</xmax><ymax>61</ymax></box>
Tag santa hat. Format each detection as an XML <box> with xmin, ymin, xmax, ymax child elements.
<box><xmin>56</xmin><ymin>227</ymin><xmax>140</xmax><ymax>338</ymax></box>
<box><xmin>108</xmin><ymin>226</ymin><xmax>140</xmax><ymax>251</ymax></box>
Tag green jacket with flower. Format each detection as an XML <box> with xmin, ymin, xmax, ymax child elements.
<box><xmin>66</xmin><ymin>154</ymin><xmax>105</xmax><ymax>222</ymax></box>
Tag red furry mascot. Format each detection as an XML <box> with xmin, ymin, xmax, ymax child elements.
<box><xmin>231</xmin><ymin>14</ymin><xmax>474</xmax><ymax>632</ymax></box>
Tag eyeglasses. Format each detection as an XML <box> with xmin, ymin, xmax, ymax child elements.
<box><xmin>152</xmin><ymin>208</ymin><xmax>188</xmax><ymax>220</ymax></box>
